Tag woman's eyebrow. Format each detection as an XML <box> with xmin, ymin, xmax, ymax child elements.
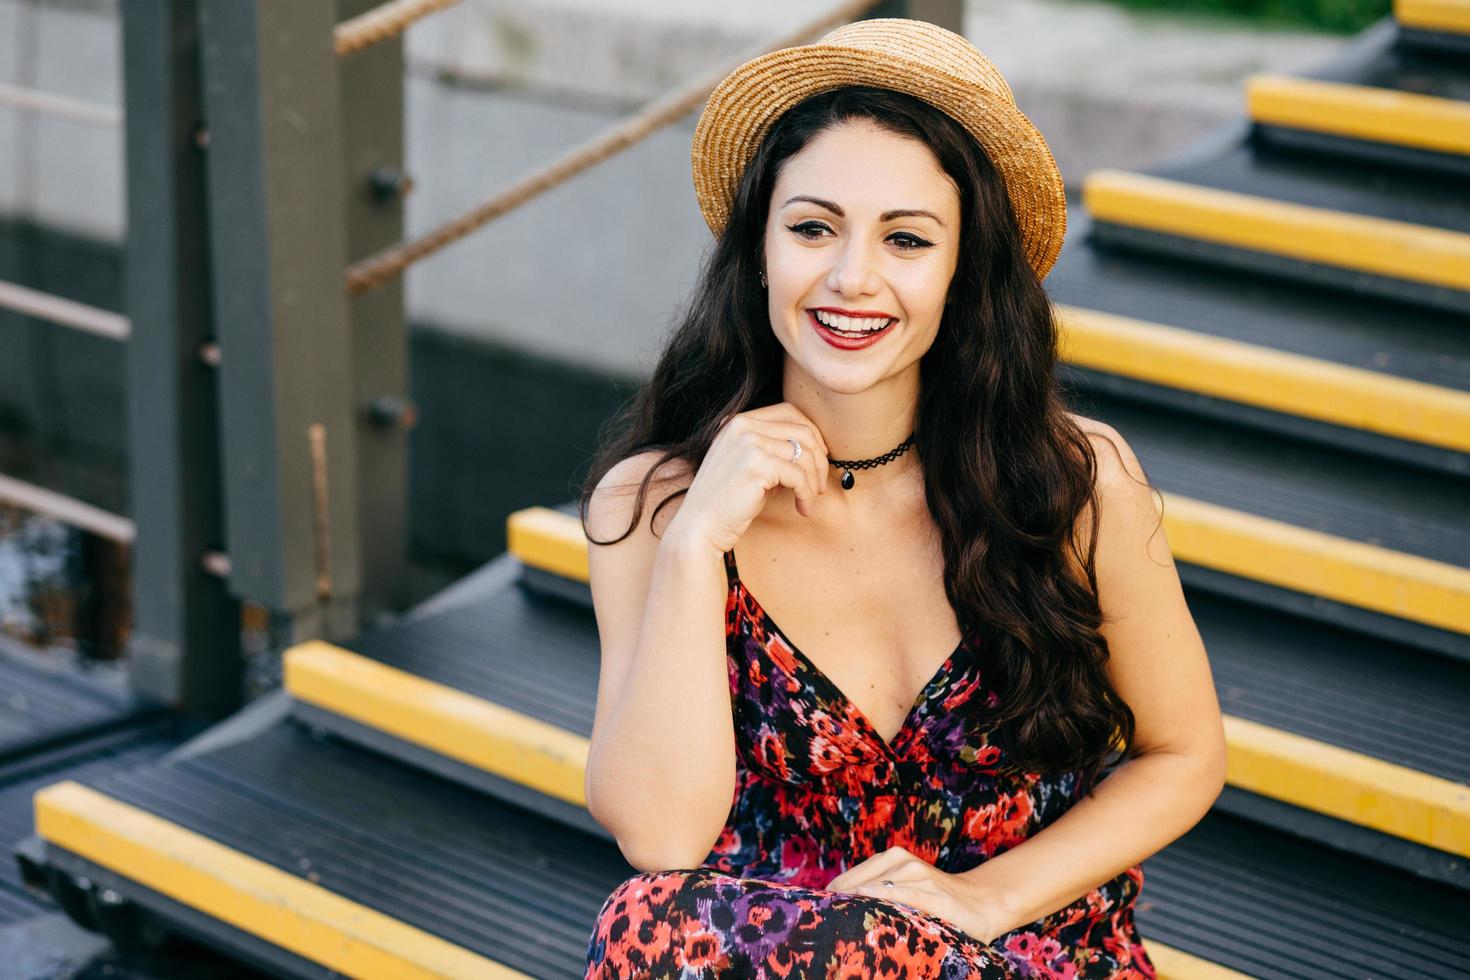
<box><xmin>781</xmin><ymin>195</ymin><xmax>946</xmax><ymax>228</ymax></box>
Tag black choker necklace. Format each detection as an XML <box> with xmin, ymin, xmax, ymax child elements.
<box><xmin>828</xmin><ymin>433</ymin><xmax>916</xmax><ymax>490</ymax></box>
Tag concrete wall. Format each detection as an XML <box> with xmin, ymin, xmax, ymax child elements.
<box><xmin>0</xmin><ymin>0</ymin><xmax>123</xmax><ymax>242</ymax></box>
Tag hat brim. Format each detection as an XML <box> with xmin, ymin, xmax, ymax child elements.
<box><xmin>691</xmin><ymin>41</ymin><xmax>1067</xmax><ymax>282</ymax></box>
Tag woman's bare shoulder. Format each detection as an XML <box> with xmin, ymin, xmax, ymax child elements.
<box><xmin>1065</xmin><ymin>412</ymin><xmax>1148</xmax><ymax>490</ymax></box>
<box><xmin>588</xmin><ymin>450</ymin><xmax>696</xmax><ymax>542</ymax></box>
<box><xmin>597</xmin><ymin>450</ymin><xmax>696</xmax><ymax>495</ymax></box>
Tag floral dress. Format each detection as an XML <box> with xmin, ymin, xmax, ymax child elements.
<box><xmin>584</xmin><ymin>547</ymin><xmax>1155</xmax><ymax>979</ymax></box>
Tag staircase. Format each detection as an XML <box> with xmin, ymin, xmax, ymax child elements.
<box><xmin>13</xmin><ymin>4</ymin><xmax>1470</xmax><ymax>977</ymax></box>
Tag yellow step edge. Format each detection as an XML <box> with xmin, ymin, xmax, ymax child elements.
<box><xmin>33</xmin><ymin>781</ymin><xmax>529</xmax><ymax>979</ymax></box>
<box><xmin>1149</xmin><ymin>942</ymin><xmax>1258</xmax><ymax>980</ymax></box>
<box><xmin>289</xmin><ymin>638</ymin><xmax>1469</xmax><ymax>857</ymax></box>
<box><xmin>1245</xmin><ymin>74</ymin><xmax>1470</xmax><ymax>158</ymax></box>
<box><xmin>1396</xmin><ymin>0</ymin><xmax>1470</xmax><ymax>34</ymax></box>
<box><xmin>506</xmin><ymin>505</ymin><xmax>588</xmax><ymax>582</ymax></box>
<box><xmin>1163</xmin><ymin>493</ymin><xmax>1469</xmax><ymax>636</ymax></box>
<box><xmin>284</xmin><ymin>639</ymin><xmax>590</xmax><ymax>807</ymax></box>
<box><xmin>1226</xmin><ymin>715</ymin><xmax>1470</xmax><ymax>856</ymax></box>
<box><xmin>1082</xmin><ymin>169</ymin><xmax>1470</xmax><ymax>293</ymax></box>
<box><xmin>1054</xmin><ymin>303</ymin><xmax>1470</xmax><ymax>455</ymax></box>
<box><xmin>512</xmin><ymin>492</ymin><xmax>1470</xmax><ymax>636</ymax></box>
<box><xmin>509</xmin><ymin>507</ymin><xmax>590</xmax><ymax>583</ymax></box>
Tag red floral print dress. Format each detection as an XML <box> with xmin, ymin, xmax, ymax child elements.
<box><xmin>584</xmin><ymin>547</ymin><xmax>1156</xmax><ymax>979</ymax></box>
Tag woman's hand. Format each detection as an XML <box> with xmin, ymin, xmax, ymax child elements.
<box><xmin>826</xmin><ymin>846</ymin><xmax>1004</xmax><ymax>946</ymax></box>
<box><xmin>667</xmin><ymin>401</ymin><xmax>831</xmax><ymax>555</ymax></box>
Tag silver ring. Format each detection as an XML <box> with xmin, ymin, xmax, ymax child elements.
<box><xmin>788</xmin><ymin>438</ymin><xmax>802</xmax><ymax>463</ymax></box>
<box><xmin>881</xmin><ymin>879</ymin><xmax>895</xmax><ymax>887</ymax></box>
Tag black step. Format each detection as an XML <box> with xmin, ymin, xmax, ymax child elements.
<box><xmin>1048</xmin><ymin>210</ymin><xmax>1470</xmax><ymax>477</ymax></box>
<box><xmin>1088</xmin><ymin>135</ymin><xmax>1470</xmax><ymax>314</ymax></box>
<box><xmin>1256</xmin><ymin>20</ymin><xmax>1470</xmax><ymax>179</ymax></box>
<box><xmin>0</xmin><ymin>645</ymin><xmax>168</xmax><ymax>767</ymax></box>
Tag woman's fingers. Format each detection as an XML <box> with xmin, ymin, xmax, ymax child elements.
<box><xmin>757</xmin><ymin>434</ymin><xmax>821</xmax><ymax>516</ymax></box>
<box><xmin>740</xmin><ymin>404</ymin><xmax>830</xmax><ymax>484</ymax></box>
<box><xmin>826</xmin><ymin>845</ymin><xmax>921</xmax><ymax>892</ymax></box>
<box><xmin>753</xmin><ymin>420</ymin><xmax>829</xmax><ymax>497</ymax></box>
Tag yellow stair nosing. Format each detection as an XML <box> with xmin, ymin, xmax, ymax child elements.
<box><xmin>1225</xmin><ymin>716</ymin><xmax>1470</xmax><ymax>857</ymax></box>
<box><xmin>1396</xmin><ymin>0</ymin><xmax>1470</xmax><ymax>35</ymax></box>
<box><xmin>1053</xmin><ymin>302</ymin><xmax>1470</xmax><ymax>455</ymax></box>
<box><xmin>1081</xmin><ymin>168</ymin><xmax>1470</xmax><ymax>293</ymax></box>
<box><xmin>287</xmin><ymin>638</ymin><xmax>1470</xmax><ymax>858</ymax></box>
<box><xmin>33</xmin><ymin>781</ymin><xmax>529</xmax><ymax>979</ymax></box>
<box><xmin>1160</xmin><ymin>492</ymin><xmax>1470</xmax><ymax>636</ymax></box>
<box><xmin>506</xmin><ymin>506</ymin><xmax>588</xmax><ymax>582</ymax></box>
<box><xmin>1245</xmin><ymin>73</ymin><xmax>1470</xmax><ymax>158</ymax></box>
<box><xmin>284</xmin><ymin>639</ymin><xmax>590</xmax><ymax>807</ymax></box>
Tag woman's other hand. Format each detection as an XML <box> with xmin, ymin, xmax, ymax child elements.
<box><xmin>827</xmin><ymin>845</ymin><xmax>1004</xmax><ymax>946</ymax></box>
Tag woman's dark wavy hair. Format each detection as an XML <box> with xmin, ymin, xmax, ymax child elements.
<box><xmin>576</xmin><ymin>85</ymin><xmax>1153</xmax><ymax>797</ymax></box>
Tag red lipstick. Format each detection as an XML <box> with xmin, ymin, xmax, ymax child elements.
<box><xmin>807</xmin><ymin>309</ymin><xmax>896</xmax><ymax>350</ymax></box>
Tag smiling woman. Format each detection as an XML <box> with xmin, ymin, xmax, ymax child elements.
<box><xmin>576</xmin><ymin>17</ymin><xmax>1223</xmax><ymax>980</ymax></box>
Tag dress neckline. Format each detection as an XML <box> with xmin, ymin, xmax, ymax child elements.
<box><xmin>723</xmin><ymin>547</ymin><xmax>968</xmax><ymax>760</ymax></box>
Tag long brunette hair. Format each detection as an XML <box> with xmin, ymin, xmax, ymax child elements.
<box><xmin>576</xmin><ymin>86</ymin><xmax>1153</xmax><ymax>796</ymax></box>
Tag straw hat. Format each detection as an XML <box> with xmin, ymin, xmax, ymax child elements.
<box><xmin>691</xmin><ymin>18</ymin><xmax>1067</xmax><ymax>282</ymax></box>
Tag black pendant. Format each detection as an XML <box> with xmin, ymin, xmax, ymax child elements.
<box><xmin>841</xmin><ymin>470</ymin><xmax>855</xmax><ymax>490</ymax></box>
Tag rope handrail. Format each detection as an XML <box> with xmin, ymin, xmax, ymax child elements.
<box><xmin>0</xmin><ymin>279</ymin><xmax>130</xmax><ymax>341</ymax></box>
<box><xmin>0</xmin><ymin>473</ymin><xmax>135</xmax><ymax>544</ymax></box>
<box><xmin>0</xmin><ymin>83</ymin><xmax>120</xmax><ymax>127</ymax></box>
<box><xmin>344</xmin><ymin>0</ymin><xmax>884</xmax><ymax>297</ymax></box>
<box><xmin>335</xmin><ymin>0</ymin><xmax>464</xmax><ymax>57</ymax></box>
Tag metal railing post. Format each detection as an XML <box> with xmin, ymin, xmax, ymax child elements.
<box><xmin>120</xmin><ymin>0</ymin><xmax>243</xmax><ymax>716</ymax></box>
<box><xmin>338</xmin><ymin>0</ymin><xmax>412</xmax><ymax>626</ymax></box>
<box><xmin>196</xmin><ymin>0</ymin><xmax>364</xmax><ymax>646</ymax></box>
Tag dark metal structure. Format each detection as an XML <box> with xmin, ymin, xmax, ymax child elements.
<box><xmin>117</xmin><ymin>0</ymin><xmax>415</xmax><ymax>718</ymax></box>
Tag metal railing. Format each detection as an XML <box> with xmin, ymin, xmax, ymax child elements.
<box><xmin>0</xmin><ymin>82</ymin><xmax>120</xmax><ymax>126</ymax></box>
<box><xmin>0</xmin><ymin>279</ymin><xmax>129</xmax><ymax>340</ymax></box>
<box><xmin>0</xmin><ymin>474</ymin><xmax>134</xmax><ymax>545</ymax></box>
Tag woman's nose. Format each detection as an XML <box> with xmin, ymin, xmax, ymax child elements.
<box><xmin>827</xmin><ymin>240</ymin><xmax>881</xmax><ymax>297</ymax></box>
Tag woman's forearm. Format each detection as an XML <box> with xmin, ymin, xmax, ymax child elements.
<box><xmin>959</xmin><ymin>747</ymin><xmax>1226</xmax><ymax>938</ymax></box>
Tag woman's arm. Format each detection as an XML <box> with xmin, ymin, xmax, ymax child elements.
<box><xmin>583</xmin><ymin>453</ymin><xmax>739</xmax><ymax>871</ymax></box>
<box><xmin>957</xmin><ymin>421</ymin><xmax>1228</xmax><ymax>937</ymax></box>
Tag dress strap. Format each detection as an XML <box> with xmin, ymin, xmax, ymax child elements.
<box><xmin>721</xmin><ymin>547</ymin><xmax>739</xmax><ymax>586</ymax></box>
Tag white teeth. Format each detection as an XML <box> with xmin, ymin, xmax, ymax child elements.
<box><xmin>813</xmin><ymin>310</ymin><xmax>892</xmax><ymax>332</ymax></box>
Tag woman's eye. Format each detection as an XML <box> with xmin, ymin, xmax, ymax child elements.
<box><xmin>787</xmin><ymin>221</ymin><xmax>829</xmax><ymax>240</ymax></box>
<box><xmin>890</xmin><ymin>233</ymin><xmax>933</xmax><ymax>251</ymax></box>
<box><xmin>785</xmin><ymin>222</ymin><xmax>932</xmax><ymax>251</ymax></box>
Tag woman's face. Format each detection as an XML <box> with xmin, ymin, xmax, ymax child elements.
<box><xmin>763</xmin><ymin>118</ymin><xmax>961</xmax><ymax>394</ymax></box>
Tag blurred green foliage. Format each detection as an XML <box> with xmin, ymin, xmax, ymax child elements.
<box><xmin>1094</xmin><ymin>0</ymin><xmax>1392</xmax><ymax>33</ymax></box>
